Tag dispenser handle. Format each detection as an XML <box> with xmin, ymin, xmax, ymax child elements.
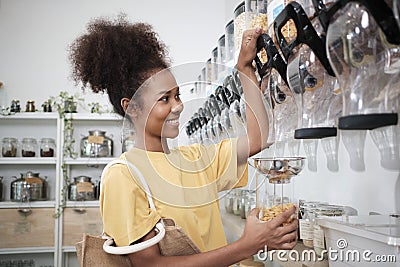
<box><xmin>255</xmin><ymin>34</ymin><xmax>289</xmax><ymax>86</ymax></box>
<box><xmin>273</xmin><ymin>1</ymin><xmax>335</xmax><ymax>76</ymax></box>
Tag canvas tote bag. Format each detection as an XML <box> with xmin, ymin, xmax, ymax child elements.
<box><xmin>75</xmin><ymin>159</ymin><xmax>200</xmax><ymax>267</ymax></box>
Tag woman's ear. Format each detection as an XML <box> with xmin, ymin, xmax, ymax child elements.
<box><xmin>121</xmin><ymin>97</ymin><xmax>139</xmax><ymax>118</ymax></box>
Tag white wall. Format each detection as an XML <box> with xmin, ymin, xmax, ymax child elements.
<box><xmin>0</xmin><ymin>0</ymin><xmax>228</xmax><ymax>110</ymax></box>
<box><xmin>0</xmin><ymin>0</ymin><xmax>399</xmax><ymax>216</ymax></box>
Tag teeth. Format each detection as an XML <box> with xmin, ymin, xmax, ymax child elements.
<box><xmin>166</xmin><ymin>119</ymin><xmax>179</xmax><ymax>124</ymax></box>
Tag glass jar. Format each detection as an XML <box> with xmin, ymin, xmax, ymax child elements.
<box><xmin>299</xmin><ymin>202</ymin><xmax>318</xmax><ymax>248</ymax></box>
<box><xmin>224</xmin><ymin>191</ymin><xmax>234</xmax><ymax>214</ymax></box>
<box><xmin>25</xmin><ymin>100</ymin><xmax>35</xmax><ymax>112</ymax></box>
<box><xmin>81</xmin><ymin>130</ymin><xmax>113</xmax><ymax>157</ymax></box>
<box><xmin>255</xmin><ymin>161</ymin><xmax>296</xmax><ymax>225</ymax></box>
<box><xmin>313</xmin><ymin>204</ymin><xmax>344</xmax><ymax>256</ymax></box>
<box><xmin>244</xmin><ymin>190</ymin><xmax>256</xmax><ymax>219</ymax></box>
<box><xmin>239</xmin><ymin>189</ymin><xmax>249</xmax><ymax>219</ymax></box>
<box><xmin>234</xmin><ymin>1</ymin><xmax>246</xmax><ymax>54</ymax></box>
<box><xmin>68</xmin><ymin>175</ymin><xmax>95</xmax><ymax>201</ymax></box>
<box><xmin>10</xmin><ymin>100</ymin><xmax>20</xmax><ymax>113</ymax></box>
<box><xmin>21</xmin><ymin>138</ymin><xmax>37</xmax><ymax>157</ymax></box>
<box><xmin>232</xmin><ymin>189</ymin><xmax>242</xmax><ymax>216</ymax></box>
<box><xmin>39</xmin><ymin>138</ymin><xmax>56</xmax><ymax>157</ymax></box>
<box><xmin>225</xmin><ymin>19</ymin><xmax>235</xmax><ymax>64</ymax></box>
<box><xmin>2</xmin><ymin>137</ymin><xmax>18</xmax><ymax>157</ymax></box>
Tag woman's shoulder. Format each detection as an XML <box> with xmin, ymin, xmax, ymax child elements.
<box><xmin>176</xmin><ymin>138</ymin><xmax>236</xmax><ymax>160</ymax></box>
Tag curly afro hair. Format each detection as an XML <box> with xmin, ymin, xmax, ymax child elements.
<box><xmin>69</xmin><ymin>14</ymin><xmax>169</xmax><ymax>116</ymax></box>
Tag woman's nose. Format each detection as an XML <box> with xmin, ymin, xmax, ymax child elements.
<box><xmin>171</xmin><ymin>100</ymin><xmax>183</xmax><ymax>114</ymax></box>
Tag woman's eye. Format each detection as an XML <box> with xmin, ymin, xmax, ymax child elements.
<box><xmin>160</xmin><ymin>96</ymin><xmax>169</xmax><ymax>102</ymax></box>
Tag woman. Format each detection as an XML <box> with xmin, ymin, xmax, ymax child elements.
<box><xmin>70</xmin><ymin>15</ymin><xmax>297</xmax><ymax>266</ymax></box>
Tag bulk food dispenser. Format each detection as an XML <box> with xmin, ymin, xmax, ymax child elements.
<box><xmin>250</xmin><ymin>33</ymin><xmax>305</xmax><ymax>223</ymax></box>
<box><xmin>274</xmin><ymin>1</ymin><xmax>342</xmax><ymax>172</ymax></box>
<box><xmin>256</xmin><ymin>33</ymin><xmax>301</xmax><ymax>158</ymax></box>
<box><xmin>325</xmin><ymin>0</ymin><xmax>400</xmax><ymax>170</ymax></box>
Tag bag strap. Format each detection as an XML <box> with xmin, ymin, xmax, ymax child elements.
<box><xmin>100</xmin><ymin>158</ymin><xmax>156</xmax><ymax>210</ymax></box>
<box><xmin>100</xmin><ymin>157</ymin><xmax>165</xmax><ymax>255</ymax></box>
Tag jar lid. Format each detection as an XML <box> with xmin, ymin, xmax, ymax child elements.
<box><xmin>234</xmin><ymin>1</ymin><xmax>245</xmax><ymax>17</ymax></box>
<box><xmin>225</xmin><ymin>19</ymin><xmax>233</xmax><ymax>29</ymax></box>
<box><xmin>218</xmin><ymin>34</ymin><xmax>225</xmax><ymax>43</ymax></box>
<box><xmin>89</xmin><ymin>130</ymin><xmax>106</xmax><ymax>136</ymax></box>
<box><xmin>22</xmin><ymin>138</ymin><xmax>37</xmax><ymax>143</ymax></box>
<box><xmin>25</xmin><ymin>171</ymin><xmax>40</xmax><ymax>178</ymax></box>
<box><xmin>2</xmin><ymin>137</ymin><xmax>17</xmax><ymax>142</ymax></box>
<box><xmin>74</xmin><ymin>175</ymin><xmax>92</xmax><ymax>183</ymax></box>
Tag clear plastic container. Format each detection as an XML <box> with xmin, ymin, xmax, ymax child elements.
<box><xmin>247</xmin><ymin>0</ymin><xmax>268</xmax><ymax>63</ymax></box>
<box><xmin>218</xmin><ymin>34</ymin><xmax>226</xmax><ymax>77</ymax></box>
<box><xmin>225</xmin><ymin>20</ymin><xmax>235</xmax><ymax>64</ymax></box>
<box><xmin>313</xmin><ymin>204</ymin><xmax>344</xmax><ymax>256</ymax></box>
<box><xmin>206</xmin><ymin>58</ymin><xmax>212</xmax><ymax>85</ymax></box>
<box><xmin>22</xmin><ymin>138</ymin><xmax>37</xmax><ymax>157</ymax></box>
<box><xmin>234</xmin><ymin>1</ymin><xmax>246</xmax><ymax>53</ymax></box>
<box><xmin>2</xmin><ymin>137</ymin><xmax>17</xmax><ymax>157</ymax></box>
<box><xmin>211</xmin><ymin>47</ymin><xmax>218</xmax><ymax>83</ymax></box>
<box><xmin>39</xmin><ymin>138</ymin><xmax>56</xmax><ymax>157</ymax></box>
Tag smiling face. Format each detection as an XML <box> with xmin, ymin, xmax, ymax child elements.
<box><xmin>132</xmin><ymin>69</ymin><xmax>184</xmax><ymax>144</ymax></box>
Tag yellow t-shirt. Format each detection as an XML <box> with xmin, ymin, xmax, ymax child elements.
<box><xmin>100</xmin><ymin>138</ymin><xmax>248</xmax><ymax>252</ymax></box>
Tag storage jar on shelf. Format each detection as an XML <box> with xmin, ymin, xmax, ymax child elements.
<box><xmin>68</xmin><ymin>175</ymin><xmax>96</xmax><ymax>201</ymax></box>
<box><xmin>2</xmin><ymin>137</ymin><xmax>18</xmax><ymax>157</ymax></box>
<box><xmin>80</xmin><ymin>130</ymin><xmax>113</xmax><ymax>158</ymax></box>
<box><xmin>40</xmin><ymin>138</ymin><xmax>56</xmax><ymax>157</ymax></box>
<box><xmin>22</xmin><ymin>138</ymin><xmax>37</xmax><ymax>157</ymax></box>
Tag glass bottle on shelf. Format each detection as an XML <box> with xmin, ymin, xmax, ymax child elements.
<box><xmin>21</xmin><ymin>138</ymin><xmax>37</xmax><ymax>157</ymax></box>
<box><xmin>224</xmin><ymin>191</ymin><xmax>234</xmax><ymax>214</ymax></box>
<box><xmin>39</xmin><ymin>138</ymin><xmax>56</xmax><ymax>157</ymax></box>
<box><xmin>2</xmin><ymin>137</ymin><xmax>18</xmax><ymax>157</ymax></box>
<box><xmin>232</xmin><ymin>189</ymin><xmax>242</xmax><ymax>216</ymax></box>
<box><xmin>299</xmin><ymin>201</ymin><xmax>317</xmax><ymax>248</ymax></box>
<box><xmin>244</xmin><ymin>190</ymin><xmax>256</xmax><ymax>218</ymax></box>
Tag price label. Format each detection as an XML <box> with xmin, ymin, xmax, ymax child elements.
<box><xmin>77</xmin><ymin>182</ymin><xmax>94</xmax><ymax>193</ymax></box>
<box><xmin>88</xmin><ymin>136</ymin><xmax>104</xmax><ymax>144</ymax></box>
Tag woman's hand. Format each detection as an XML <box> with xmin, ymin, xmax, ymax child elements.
<box><xmin>239</xmin><ymin>206</ymin><xmax>298</xmax><ymax>256</ymax></box>
<box><xmin>237</xmin><ymin>28</ymin><xmax>263</xmax><ymax>72</ymax></box>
